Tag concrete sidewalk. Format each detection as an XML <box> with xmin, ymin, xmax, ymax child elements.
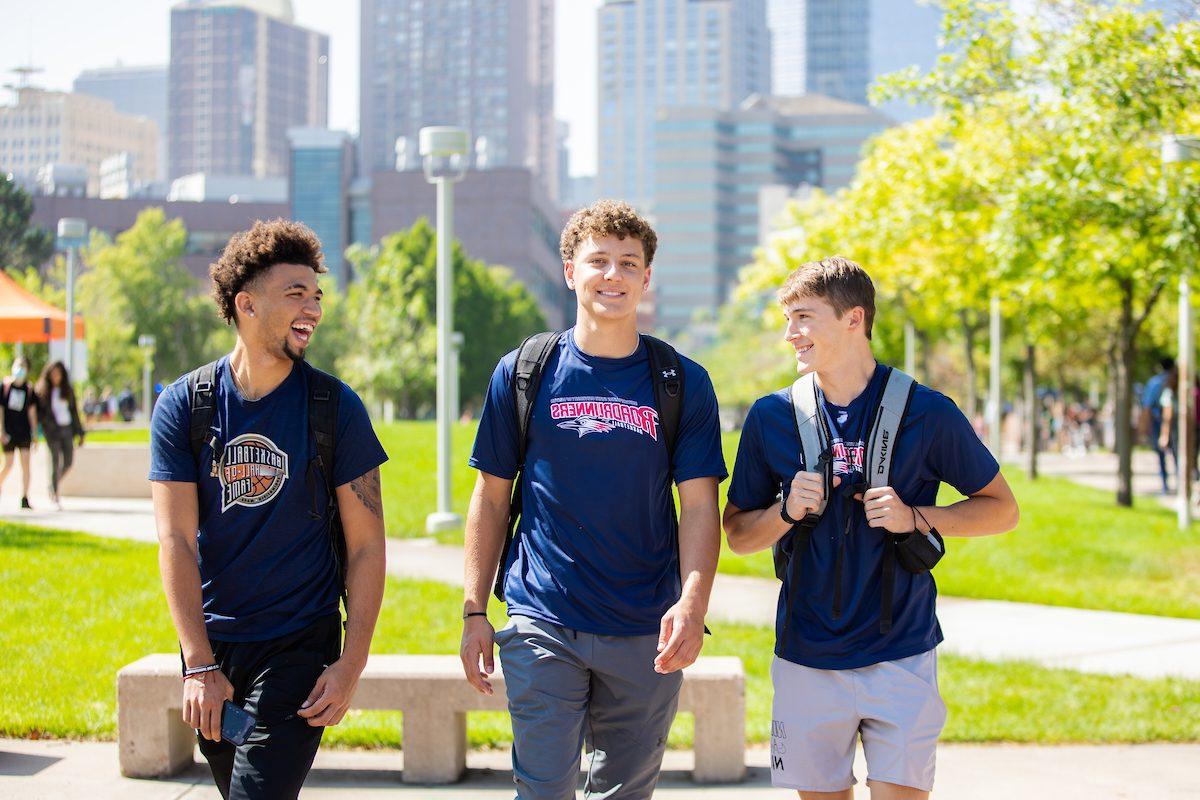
<box><xmin>3</xmin><ymin>738</ymin><xmax>1197</xmax><ymax>799</ymax></box>
<box><xmin>4</xmin><ymin>491</ymin><xmax>1200</xmax><ymax>681</ymax></box>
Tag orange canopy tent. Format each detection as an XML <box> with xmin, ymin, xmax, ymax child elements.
<box><xmin>0</xmin><ymin>269</ymin><xmax>85</xmax><ymax>343</ymax></box>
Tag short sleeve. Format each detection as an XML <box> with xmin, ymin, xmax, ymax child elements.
<box><xmin>468</xmin><ymin>352</ymin><xmax>520</xmax><ymax>479</ymax></box>
<box><xmin>726</xmin><ymin>400</ymin><xmax>778</xmax><ymax>510</ymax></box>
<box><xmin>331</xmin><ymin>382</ymin><xmax>389</xmax><ymax>487</ymax></box>
<box><xmin>671</xmin><ymin>362</ymin><xmax>727</xmax><ymax>484</ymax></box>
<box><xmin>926</xmin><ymin>393</ymin><xmax>1000</xmax><ymax>497</ymax></box>
<box><xmin>148</xmin><ymin>380</ymin><xmax>198</xmax><ymax>482</ymax></box>
<box><xmin>1161</xmin><ymin>387</ymin><xmax>1176</xmax><ymax>411</ymax></box>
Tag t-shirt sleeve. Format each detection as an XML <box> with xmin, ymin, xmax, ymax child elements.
<box><xmin>148</xmin><ymin>380</ymin><xmax>198</xmax><ymax>482</ymax></box>
<box><xmin>468</xmin><ymin>352</ymin><xmax>520</xmax><ymax>479</ymax></box>
<box><xmin>331</xmin><ymin>383</ymin><xmax>389</xmax><ymax>487</ymax></box>
<box><xmin>726</xmin><ymin>400</ymin><xmax>778</xmax><ymax>510</ymax></box>
<box><xmin>1161</xmin><ymin>387</ymin><xmax>1176</xmax><ymax>411</ymax></box>
<box><xmin>926</xmin><ymin>393</ymin><xmax>1000</xmax><ymax>496</ymax></box>
<box><xmin>672</xmin><ymin>362</ymin><xmax>727</xmax><ymax>484</ymax></box>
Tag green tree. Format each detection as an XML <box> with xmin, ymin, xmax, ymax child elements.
<box><xmin>0</xmin><ymin>177</ymin><xmax>53</xmax><ymax>272</ymax></box>
<box><xmin>339</xmin><ymin>219</ymin><xmax>546</xmax><ymax>416</ymax></box>
<box><xmin>78</xmin><ymin>209</ymin><xmax>228</xmax><ymax>391</ymax></box>
<box><xmin>879</xmin><ymin>0</ymin><xmax>1200</xmax><ymax>504</ymax></box>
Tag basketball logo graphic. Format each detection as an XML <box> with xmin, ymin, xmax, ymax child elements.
<box><xmin>219</xmin><ymin>433</ymin><xmax>290</xmax><ymax>512</ymax></box>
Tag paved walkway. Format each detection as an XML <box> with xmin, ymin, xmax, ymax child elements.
<box><xmin>4</xmin><ymin>486</ymin><xmax>1200</xmax><ymax>681</ymax></box>
<box><xmin>3</xmin><ymin>738</ymin><xmax>1197</xmax><ymax>799</ymax></box>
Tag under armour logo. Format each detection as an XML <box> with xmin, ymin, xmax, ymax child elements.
<box><xmin>661</xmin><ymin>368</ymin><xmax>677</xmax><ymax>379</ymax></box>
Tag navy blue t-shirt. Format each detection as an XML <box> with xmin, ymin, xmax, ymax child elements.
<box><xmin>728</xmin><ymin>364</ymin><xmax>999</xmax><ymax>669</ymax></box>
<box><xmin>149</xmin><ymin>357</ymin><xmax>388</xmax><ymax>642</ymax></box>
<box><xmin>470</xmin><ymin>330</ymin><xmax>727</xmax><ymax>636</ymax></box>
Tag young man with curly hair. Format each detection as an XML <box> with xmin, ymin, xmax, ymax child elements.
<box><xmin>724</xmin><ymin>257</ymin><xmax>1019</xmax><ymax>800</ymax></box>
<box><xmin>460</xmin><ymin>200</ymin><xmax>727</xmax><ymax>799</ymax></box>
<box><xmin>149</xmin><ymin>219</ymin><xmax>388</xmax><ymax>799</ymax></box>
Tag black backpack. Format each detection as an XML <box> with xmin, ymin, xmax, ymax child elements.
<box><xmin>187</xmin><ymin>359</ymin><xmax>346</xmax><ymax>607</ymax></box>
<box><xmin>492</xmin><ymin>330</ymin><xmax>685</xmax><ymax>601</ymax></box>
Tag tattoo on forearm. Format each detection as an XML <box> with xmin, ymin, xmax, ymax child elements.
<box><xmin>350</xmin><ymin>468</ymin><xmax>383</xmax><ymax>520</ymax></box>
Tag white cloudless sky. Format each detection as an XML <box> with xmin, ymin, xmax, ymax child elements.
<box><xmin>0</xmin><ymin>0</ymin><xmax>602</xmax><ymax>176</ymax></box>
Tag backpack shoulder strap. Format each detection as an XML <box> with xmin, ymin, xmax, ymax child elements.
<box><xmin>303</xmin><ymin>361</ymin><xmax>341</xmax><ymax>491</ymax></box>
<box><xmin>512</xmin><ymin>330</ymin><xmax>565</xmax><ymax>466</ymax></box>
<box><xmin>866</xmin><ymin>367</ymin><xmax>917</xmax><ymax>490</ymax></box>
<box><xmin>641</xmin><ymin>334</ymin><xmax>684</xmax><ymax>460</ymax></box>
<box><xmin>789</xmin><ymin>372</ymin><xmax>830</xmax><ymax>515</ymax></box>
<box><xmin>187</xmin><ymin>360</ymin><xmax>220</xmax><ymax>464</ymax></box>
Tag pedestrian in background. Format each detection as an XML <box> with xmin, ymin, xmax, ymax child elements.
<box><xmin>0</xmin><ymin>356</ymin><xmax>38</xmax><ymax>509</ymax></box>
<box><xmin>36</xmin><ymin>360</ymin><xmax>85</xmax><ymax>511</ymax></box>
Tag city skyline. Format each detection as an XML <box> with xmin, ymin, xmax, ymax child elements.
<box><xmin>0</xmin><ymin>0</ymin><xmax>603</xmax><ymax>176</ymax></box>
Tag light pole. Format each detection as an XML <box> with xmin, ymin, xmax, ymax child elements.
<box><xmin>56</xmin><ymin>218</ymin><xmax>87</xmax><ymax>377</ymax></box>
<box><xmin>1162</xmin><ymin>134</ymin><xmax>1200</xmax><ymax>529</ymax></box>
<box><xmin>987</xmin><ymin>294</ymin><xmax>1003</xmax><ymax>457</ymax></box>
<box><xmin>419</xmin><ymin>126</ymin><xmax>470</xmax><ymax>533</ymax></box>
<box><xmin>450</xmin><ymin>331</ymin><xmax>464</xmax><ymax>423</ymax></box>
<box><xmin>138</xmin><ymin>335</ymin><xmax>156</xmax><ymax>422</ymax></box>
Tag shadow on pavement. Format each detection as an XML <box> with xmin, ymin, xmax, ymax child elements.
<box><xmin>0</xmin><ymin>750</ymin><xmax>62</xmax><ymax>776</ymax></box>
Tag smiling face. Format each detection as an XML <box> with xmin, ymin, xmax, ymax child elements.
<box><xmin>236</xmin><ymin>262</ymin><xmax>323</xmax><ymax>362</ymax></box>
<box><xmin>782</xmin><ymin>294</ymin><xmax>865</xmax><ymax>375</ymax></box>
<box><xmin>564</xmin><ymin>234</ymin><xmax>650</xmax><ymax>324</ymax></box>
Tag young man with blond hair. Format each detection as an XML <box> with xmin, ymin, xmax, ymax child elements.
<box><xmin>460</xmin><ymin>200</ymin><xmax>726</xmax><ymax>799</ymax></box>
<box><xmin>724</xmin><ymin>256</ymin><xmax>1019</xmax><ymax>800</ymax></box>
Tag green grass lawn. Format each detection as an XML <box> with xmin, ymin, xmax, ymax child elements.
<box><xmin>3</xmin><ymin>524</ymin><xmax>1196</xmax><ymax>747</ymax></box>
<box><xmin>83</xmin><ymin>427</ymin><xmax>152</xmax><ymax>444</ymax></box>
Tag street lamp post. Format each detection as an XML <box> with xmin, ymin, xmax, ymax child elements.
<box><xmin>138</xmin><ymin>335</ymin><xmax>156</xmax><ymax>422</ymax></box>
<box><xmin>1162</xmin><ymin>134</ymin><xmax>1200</xmax><ymax>529</ymax></box>
<box><xmin>419</xmin><ymin>126</ymin><xmax>470</xmax><ymax>533</ymax></box>
<box><xmin>56</xmin><ymin>218</ymin><xmax>87</xmax><ymax>377</ymax></box>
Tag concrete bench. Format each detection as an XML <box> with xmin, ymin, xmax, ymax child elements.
<box><xmin>118</xmin><ymin>653</ymin><xmax>745</xmax><ymax>784</ymax></box>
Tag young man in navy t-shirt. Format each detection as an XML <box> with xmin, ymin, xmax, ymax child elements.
<box><xmin>150</xmin><ymin>220</ymin><xmax>388</xmax><ymax>799</ymax></box>
<box><xmin>724</xmin><ymin>257</ymin><xmax>1019</xmax><ymax>799</ymax></box>
<box><xmin>460</xmin><ymin>200</ymin><xmax>727</xmax><ymax>799</ymax></box>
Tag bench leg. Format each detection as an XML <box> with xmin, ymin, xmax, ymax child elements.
<box><xmin>118</xmin><ymin>689</ymin><xmax>194</xmax><ymax>778</ymax></box>
<box><xmin>692</xmin><ymin>688</ymin><xmax>746</xmax><ymax>783</ymax></box>
<box><xmin>402</xmin><ymin>707</ymin><xmax>467</xmax><ymax>784</ymax></box>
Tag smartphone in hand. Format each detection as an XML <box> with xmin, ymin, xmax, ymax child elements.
<box><xmin>220</xmin><ymin>700</ymin><xmax>256</xmax><ymax>746</ymax></box>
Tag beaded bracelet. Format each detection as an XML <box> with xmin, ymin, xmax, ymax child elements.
<box><xmin>182</xmin><ymin>663</ymin><xmax>221</xmax><ymax>679</ymax></box>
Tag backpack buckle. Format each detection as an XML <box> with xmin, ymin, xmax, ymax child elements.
<box><xmin>194</xmin><ymin>381</ymin><xmax>212</xmax><ymax>394</ymax></box>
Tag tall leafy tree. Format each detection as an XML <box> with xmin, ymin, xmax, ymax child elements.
<box><xmin>0</xmin><ymin>176</ymin><xmax>53</xmax><ymax>271</ymax></box>
<box><xmin>77</xmin><ymin>208</ymin><xmax>229</xmax><ymax>390</ymax></box>
<box><xmin>339</xmin><ymin>219</ymin><xmax>546</xmax><ymax>416</ymax></box>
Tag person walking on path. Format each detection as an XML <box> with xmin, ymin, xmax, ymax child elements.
<box><xmin>149</xmin><ymin>220</ymin><xmax>389</xmax><ymax>800</ymax></box>
<box><xmin>723</xmin><ymin>257</ymin><xmax>1019</xmax><ymax>800</ymax></box>
<box><xmin>1142</xmin><ymin>357</ymin><xmax>1177</xmax><ymax>494</ymax></box>
<box><xmin>459</xmin><ymin>200</ymin><xmax>727</xmax><ymax>800</ymax></box>
<box><xmin>0</xmin><ymin>356</ymin><xmax>38</xmax><ymax>510</ymax></box>
<box><xmin>35</xmin><ymin>360</ymin><xmax>84</xmax><ymax>510</ymax></box>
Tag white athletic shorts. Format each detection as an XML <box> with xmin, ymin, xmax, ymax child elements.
<box><xmin>769</xmin><ymin>648</ymin><xmax>946</xmax><ymax>793</ymax></box>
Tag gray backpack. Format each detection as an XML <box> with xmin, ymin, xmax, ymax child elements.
<box><xmin>774</xmin><ymin>367</ymin><xmax>944</xmax><ymax>636</ymax></box>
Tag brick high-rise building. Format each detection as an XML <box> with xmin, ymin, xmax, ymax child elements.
<box><xmin>169</xmin><ymin>0</ymin><xmax>328</xmax><ymax>179</ymax></box>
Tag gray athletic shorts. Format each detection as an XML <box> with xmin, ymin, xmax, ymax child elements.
<box><xmin>770</xmin><ymin>649</ymin><xmax>946</xmax><ymax>793</ymax></box>
<box><xmin>497</xmin><ymin>614</ymin><xmax>683</xmax><ymax>800</ymax></box>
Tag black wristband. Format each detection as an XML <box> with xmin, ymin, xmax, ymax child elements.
<box><xmin>780</xmin><ymin>494</ymin><xmax>805</xmax><ymax>526</ymax></box>
<box><xmin>462</xmin><ymin>611</ymin><xmax>489</xmax><ymax>620</ymax></box>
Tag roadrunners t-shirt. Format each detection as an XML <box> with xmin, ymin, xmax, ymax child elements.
<box><xmin>470</xmin><ymin>330</ymin><xmax>727</xmax><ymax>635</ymax></box>
<box><xmin>149</xmin><ymin>357</ymin><xmax>387</xmax><ymax>641</ymax></box>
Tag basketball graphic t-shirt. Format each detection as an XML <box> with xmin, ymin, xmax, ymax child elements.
<box><xmin>149</xmin><ymin>357</ymin><xmax>388</xmax><ymax>642</ymax></box>
<box><xmin>470</xmin><ymin>330</ymin><xmax>727</xmax><ymax>635</ymax></box>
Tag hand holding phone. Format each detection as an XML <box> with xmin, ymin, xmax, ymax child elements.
<box><xmin>220</xmin><ymin>700</ymin><xmax>257</xmax><ymax>746</ymax></box>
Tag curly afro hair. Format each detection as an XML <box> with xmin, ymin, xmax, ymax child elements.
<box><xmin>559</xmin><ymin>199</ymin><xmax>658</xmax><ymax>265</ymax></box>
<box><xmin>209</xmin><ymin>219</ymin><xmax>326</xmax><ymax>325</ymax></box>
